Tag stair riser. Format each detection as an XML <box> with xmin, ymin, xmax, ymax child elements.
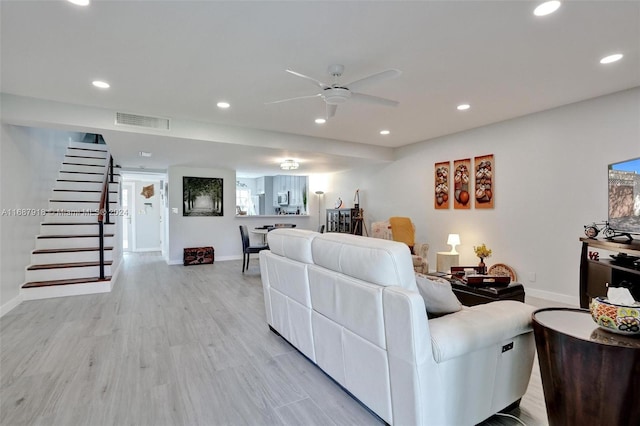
<box><xmin>48</xmin><ymin>201</ymin><xmax>118</xmax><ymax>211</ymax></box>
<box><xmin>68</xmin><ymin>141</ymin><xmax>110</xmax><ymax>152</ymax></box>
<box><xmin>36</xmin><ymin>236</ymin><xmax>114</xmax><ymax>250</ymax></box>
<box><xmin>50</xmin><ymin>191</ymin><xmax>116</xmax><ymax>202</ymax></box>
<box><xmin>31</xmin><ymin>250</ymin><xmax>113</xmax><ymax>264</ymax></box>
<box><xmin>21</xmin><ymin>280</ymin><xmax>112</xmax><ymax>301</ymax></box>
<box><xmin>26</xmin><ymin>265</ymin><xmax>112</xmax><ymax>282</ymax></box>
<box><xmin>64</xmin><ymin>156</ymin><xmax>108</xmax><ymax>166</ymax></box>
<box><xmin>54</xmin><ymin>181</ymin><xmax>119</xmax><ymax>191</ymax></box>
<box><xmin>43</xmin><ymin>213</ymin><xmax>102</xmax><ymax>223</ymax></box>
<box><xmin>40</xmin><ymin>224</ymin><xmax>115</xmax><ymax>236</ymax></box>
<box><xmin>58</xmin><ymin>172</ymin><xmax>119</xmax><ymax>182</ymax></box>
<box><xmin>60</xmin><ymin>164</ymin><xmax>107</xmax><ymax>174</ymax></box>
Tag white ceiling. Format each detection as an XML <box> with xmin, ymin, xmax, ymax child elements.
<box><xmin>1</xmin><ymin>1</ymin><xmax>639</xmax><ymax>175</ymax></box>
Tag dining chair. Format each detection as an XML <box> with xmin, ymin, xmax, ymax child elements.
<box><xmin>239</xmin><ymin>225</ymin><xmax>268</xmax><ymax>273</ymax></box>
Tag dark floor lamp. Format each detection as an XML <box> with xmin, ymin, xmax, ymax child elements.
<box><xmin>315</xmin><ymin>190</ymin><xmax>324</xmax><ymax>228</ymax></box>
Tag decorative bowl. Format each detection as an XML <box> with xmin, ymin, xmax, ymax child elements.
<box><xmin>589</xmin><ymin>297</ymin><xmax>640</xmax><ymax>336</ymax></box>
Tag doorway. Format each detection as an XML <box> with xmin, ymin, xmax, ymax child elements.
<box><xmin>121</xmin><ymin>172</ymin><xmax>166</xmax><ymax>253</ymax></box>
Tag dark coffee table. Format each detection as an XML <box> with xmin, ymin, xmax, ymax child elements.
<box><xmin>426</xmin><ymin>272</ymin><xmax>525</xmax><ymax>306</ymax></box>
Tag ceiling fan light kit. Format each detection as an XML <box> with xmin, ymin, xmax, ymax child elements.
<box><xmin>267</xmin><ymin>64</ymin><xmax>401</xmax><ymax>120</ymax></box>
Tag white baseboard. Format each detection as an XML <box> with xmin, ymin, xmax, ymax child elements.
<box><xmin>133</xmin><ymin>248</ymin><xmax>162</xmax><ymax>253</ymax></box>
<box><xmin>525</xmin><ymin>287</ymin><xmax>579</xmax><ymax>306</ymax></box>
<box><xmin>0</xmin><ymin>294</ymin><xmax>23</xmax><ymax>317</ymax></box>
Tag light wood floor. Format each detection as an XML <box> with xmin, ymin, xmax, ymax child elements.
<box><xmin>1</xmin><ymin>253</ymin><xmax>557</xmax><ymax>425</ymax></box>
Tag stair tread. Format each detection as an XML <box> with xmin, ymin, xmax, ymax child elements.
<box><xmin>28</xmin><ymin>261</ymin><xmax>113</xmax><ymax>270</ymax></box>
<box><xmin>41</xmin><ymin>222</ymin><xmax>115</xmax><ymax>226</ymax></box>
<box><xmin>56</xmin><ymin>179</ymin><xmax>105</xmax><ymax>183</ymax></box>
<box><xmin>65</xmin><ymin>155</ymin><xmax>106</xmax><ymax>160</ymax></box>
<box><xmin>62</xmin><ymin>163</ymin><xmax>105</xmax><ymax>167</ymax></box>
<box><xmin>37</xmin><ymin>234</ymin><xmax>115</xmax><ymax>239</ymax></box>
<box><xmin>33</xmin><ymin>247</ymin><xmax>114</xmax><ymax>254</ymax></box>
<box><xmin>53</xmin><ymin>189</ymin><xmax>117</xmax><ymax>193</ymax></box>
<box><xmin>68</xmin><ymin>147</ymin><xmax>109</xmax><ymax>153</ymax></box>
<box><xmin>23</xmin><ymin>276</ymin><xmax>112</xmax><ymax>288</ymax></box>
<box><xmin>49</xmin><ymin>200</ymin><xmax>118</xmax><ymax>203</ymax></box>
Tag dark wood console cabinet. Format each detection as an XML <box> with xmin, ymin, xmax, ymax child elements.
<box><xmin>326</xmin><ymin>208</ymin><xmax>362</xmax><ymax>235</ymax></box>
<box><xmin>579</xmin><ymin>237</ymin><xmax>640</xmax><ymax>308</ymax></box>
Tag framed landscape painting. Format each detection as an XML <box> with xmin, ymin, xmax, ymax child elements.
<box><xmin>434</xmin><ymin>161</ymin><xmax>450</xmax><ymax>209</ymax></box>
<box><xmin>183</xmin><ymin>176</ymin><xmax>223</xmax><ymax>216</ymax></box>
<box><xmin>474</xmin><ymin>154</ymin><xmax>494</xmax><ymax>209</ymax></box>
<box><xmin>453</xmin><ymin>158</ymin><xmax>471</xmax><ymax>209</ymax></box>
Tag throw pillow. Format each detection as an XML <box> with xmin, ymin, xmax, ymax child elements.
<box><xmin>415</xmin><ymin>273</ymin><xmax>462</xmax><ymax>317</ymax></box>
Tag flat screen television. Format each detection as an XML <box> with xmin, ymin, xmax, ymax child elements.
<box><xmin>608</xmin><ymin>157</ymin><xmax>640</xmax><ymax>239</ymax></box>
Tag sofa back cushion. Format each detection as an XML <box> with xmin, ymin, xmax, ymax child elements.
<box><xmin>312</xmin><ymin>233</ymin><xmax>418</xmax><ymax>292</ymax></box>
<box><xmin>267</xmin><ymin>228</ymin><xmax>317</xmax><ymax>264</ymax></box>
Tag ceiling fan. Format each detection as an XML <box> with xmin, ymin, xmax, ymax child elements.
<box><xmin>267</xmin><ymin>64</ymin><xmax>401</xmax><ymax>119</ymax></box>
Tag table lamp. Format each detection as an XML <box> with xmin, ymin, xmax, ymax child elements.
<box><xmin>447</xmin><ymin>234</ymin><xmax>460</xmax><ymax>254</ymax></box>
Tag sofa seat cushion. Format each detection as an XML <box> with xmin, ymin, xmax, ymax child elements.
<box><xmin>428</xmin><ymin>301</ymin><xmax>535</xmax><ymax>363</ymax></box>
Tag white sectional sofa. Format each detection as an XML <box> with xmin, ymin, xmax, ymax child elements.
<box><xmin>260</xmin><ymin>229</ymin><xmax>535</xmax><ymax>425</ymax></box>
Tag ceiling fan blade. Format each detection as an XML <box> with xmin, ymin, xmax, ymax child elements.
<box><xmin>350</xmin><ymin>92</ymin><xmax>399</xmax><ymax>107</ymax></box>
<box><xmin>345</xmin><ymin>69</ymin><xmax>402</xmax><ymax>91</ymax></box>
<box><xmin>326</xmin><ymin>104</ymin><xmax>337</xmax><ymax>119</ymax></box>
<box><xmin>286</xmin><ymin>69</ymin><xmax>330</xmax><ymax>89</ymax></box>
<box><xmin>265</xmin><ymin>93</ymin><xmax>321</xmax><ymax>105</ymax></box>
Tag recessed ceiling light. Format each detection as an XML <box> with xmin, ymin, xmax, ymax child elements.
<box><xmin>315</xmin><ymin>118</ymin><xmax>326</xmax><ymax>124</ymax></box>
<box><xmin>139</xmin><ymin>151</ymin><xmax>152</xmax><ymax>158</ymax></box>
<box><xmin>534</xmin><ymin>1</ymin><xmax>561</xmax><ymax>17</ymax></box>
<box><xmin>217</xmin><ymin>101</ymin><xmax>230</xmax><ymax>109</ymax></box>
<box><xmin>600</xmin><ymin>53</ymin><xmax>624</xmax><ymax>64</ymax></box>
<box><xmin>457</xmin><ymin>104</ymin><xmax>471</xmax><ymax>111</ymax></box>
<box><xmin>379</xmin><ymin>130</ymin><xmax>390</xmax><ymax>135</ymax></box>
<box><xmin>67</xmin><ymin>0</ymin><xmax>90</xmax><ymax>6</ymax></box>
<box><xmin>92</xmin><ymin>80</ymin><xmax>110</xmax><ymax>89</ymax></box>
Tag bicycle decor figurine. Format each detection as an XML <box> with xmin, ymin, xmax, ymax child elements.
<box><xmin>584</xmin><ymin>220</ymin><xmax>632</xmax><ymax>241</ymax></box>
<box><xmin>583</xmin><ymin>221</ymin><xmax>615</xmax><ymax>239</ymax></box>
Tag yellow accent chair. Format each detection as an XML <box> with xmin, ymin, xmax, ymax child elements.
<box><xmin>371</xmin><ymin>217</ymin><xmax>429</xmax><ymax>273</ymax></box>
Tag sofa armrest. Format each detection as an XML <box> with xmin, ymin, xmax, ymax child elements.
<box><xmin>428</xmin><ymin>301</ymin><xmax>535</xmax><ymax>363</ymax></box>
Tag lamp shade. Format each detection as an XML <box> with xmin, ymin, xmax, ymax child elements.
<box><xmin>447</xmin><ymin>234</ymin><xmax>461</xmax><ymax>254</ymax></box>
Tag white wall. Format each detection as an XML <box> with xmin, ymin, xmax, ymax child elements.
<box><xmin>329</xmin><ymin>88</ymin><xmax>640</xmax><ymax>305</ymax></box>
<box><xmin>167</xmin><ymin>166</ymin><xmax>313</xmax><ymax>264</ymax></box>
<box><xmin>0</xmin><ymin>124</ymin><xmax>83</xmax><ymax>313</ymax></box>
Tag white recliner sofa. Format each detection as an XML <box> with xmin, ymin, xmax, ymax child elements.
<box><xmin>260</xmin><ymin>229</ymin><xmax>535</xmax><ymax>425</ymax></box>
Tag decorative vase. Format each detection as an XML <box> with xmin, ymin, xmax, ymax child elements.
<box><xmin>478</xmin><ymin>258</ymin><xmax>486</xmax><ymax>274</ymax></box>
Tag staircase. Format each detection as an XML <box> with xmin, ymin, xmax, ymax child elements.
<box><xmin>21</xmin><ymin>141</ymin><xmax>121</xmax><ymax>300</ymax></box>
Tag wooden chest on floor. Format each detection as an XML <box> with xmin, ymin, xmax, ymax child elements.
<box><xmin>183</xmin><ymin>246</ymin><xmax>214</xmax><ymax>266</ymax></box>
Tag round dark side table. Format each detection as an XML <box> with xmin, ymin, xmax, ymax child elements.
<box><xmin>532</xmin><ymin>307</ymin><xmax>640</xmax><ymax>426</ymax></box>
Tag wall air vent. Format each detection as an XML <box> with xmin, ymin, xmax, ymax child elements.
<box><xmin>115</xmin><ymin>112</ymin><xmax>170</xmax><ymax>130</ymax></box>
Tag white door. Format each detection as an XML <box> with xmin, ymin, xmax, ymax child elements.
<box><xmin>122</xmin><ymin>182</ymin><xmax>135</xmax><ymax>251</ymax></box>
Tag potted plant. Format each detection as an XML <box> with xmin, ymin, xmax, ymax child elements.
<box><xmin>473</xmin><ymin>243</ymin><xmax>492</xmax><ymax>274</ymax></box>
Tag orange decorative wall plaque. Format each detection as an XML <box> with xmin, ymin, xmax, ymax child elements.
<box><xmin>453</xmin><ymin>158</ymin><xmax>471</xmax><ymax>209</ymax></box>
<box><xmin>434</xmin><ymin>161</ymin><xmax>450</xmax><ymax>209</ymax></box>
<box><xmin>474</xmin><ymin>154</ymin><xmax>494</xmax><ymax>209</ymax></box>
